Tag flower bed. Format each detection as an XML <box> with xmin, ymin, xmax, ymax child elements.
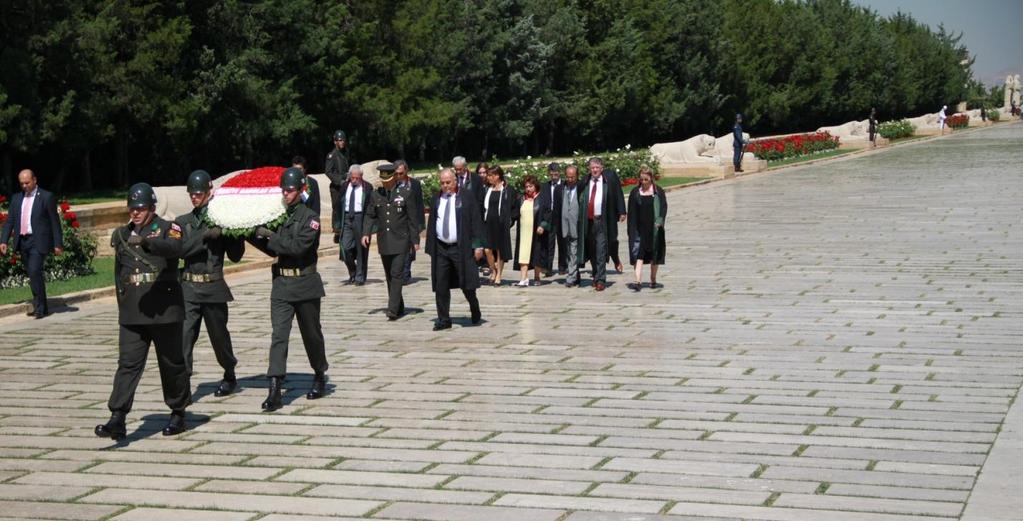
<box><xmin>878</xmin><ymin>119</ymin><xmax>915</xmax><ymax>139</ymax></box>
<box><xmin>745</xmin><ymin>131</ymin><xmax>840</xmax><ymax>161</ymax></box>
<box><xmin>0</xmin><ymin>198</ymin><xmax>97</xmax><ymax>289</ymax></box>
<box><xmin>947</xmin><ymin>113</ymin><xmax>969</xmax><ymax>129</ymax></box>
<box><xmin>206</xmin><ymin>166</ymin><xmax>290</xmax><ymax>237</ymax></box>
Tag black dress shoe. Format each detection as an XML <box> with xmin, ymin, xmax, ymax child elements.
<box><xmin>471</xmin><ymin>311</ymin><xmax>482</xmax><ymax>325</ymax></box>
<box><xmin>25</xmin><ymin>310</ymin><xmax>35</xmax><ymax>316</ymax></box>
<box><xmin>354</xmin><ymin>280</ymin><xmax>364</xmax><ymax>286</ymax></box>
<box><xmin>94</xmin><ymin>412</ymin><xmax>127</xmax><ymax>440</ymax></box>
<box><xmin>386</xmin><ymin>312</ymin><xmax>399</xmax><ymax>321</ymax></box>
<box><xmin>433</xmin><ymin>321</ymin><xmax>452</xmax><ymax>331</ymax></box>
<box><xmin>627</xmin><ymin>282</ymin><xmax>641</xmax><ymax>292</ymax></box>
<box><xmin>262</xmin><ymin>376</ymin><xmax>283</xmax><ymax>412</ymax></box>
<box><xmin>214</xmin><ymin>379</ymin><xmax>237</xmax><ymax>397</ymax></box>
<box><xmin>162</xmin><ymin>412</ymin><xmax>187</xmax><ymax>436</ymax></box>
<box><xmin>306</xmin><ymin>373</ymin><xmax>327</xmax><ymax>400</ymax></box>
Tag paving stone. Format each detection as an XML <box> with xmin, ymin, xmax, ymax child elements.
<box><xmin>110</xmin><ymin>508</ymin><xmax>255</xmax><ymax>521</ymax></box>
<box><xmin>13</xmin><ymin>471</ymin><xmax>198</xmax><ymax>490</ymax></box>
<box><xmin>304</xmin><ymin>483</ymin><xmax>492</xmax><ymax>504</ymax></box>
<box><xmin>275</xmin><ymin>468</ymin><xmax>448</xmax><ymax>487</ymax></box>
<box><xmin>85</xmin><ymin>462</ymin><xmax>280</xmax><ymax>480</ymax></box>
<box><xmin>494</xmin><ymin>493</ymin><xmax>665</xmax><ymax>513</ymax></box>
<box><xmin>375</xmin><ymin>502</ymin><xmax>565</xmax><ymax>521</ymax></box>
<box><xmin>0</xmin><ymin>500</ymin><xmax>119</xmax><ymax>520</ymax></box>
<box><xmin>445</xmin><ymin>476</ymin><xmax>592</xmax><ymax>495</ymax></box>
<box><xmin>77</xmin><ymin>488</ymin><xmax>381</xmax><ymax>517</ymax></box>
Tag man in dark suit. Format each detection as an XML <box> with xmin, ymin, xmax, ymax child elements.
<box><xmin>578</xmin><ymin>157</ymin><xmax>626</xmax><ymax>291</ymax></box>
<box><xmin>733</xmin><ymin>113</ymin><xmax>746</xmax><ymax>172</ymax></box>
<box><xmin>394</xmin><ymin>160</ymin><xmax>424</xmax><ymax>284</ymax></box>
<box><xmin>362</xmin><ymin>162</ymin><xmax>421</xmax><ymax>320</ymax></box>
<box><xmin>324</xmin><ymin>130</ymin><xmax>350</xmax><ymax>214</ymax></box>
<box><xmin>541</xmin><ymin>162</ymin><xmax>565</xmax><ymax>275</ymax></box>
<box><xmin>426</xmin><ymin>169</ymin><xmax>484</xmax><ymax>331</ymax></box>
<box><xmin>332</xmin><ymin>164</ymin><xmax>372</xmax><ymax>285</ymax></box>
<box><xmin>453</xmin><ymin>156</ymin><xmax>483</xmax><ymax>203</ymax></box>
<box><xmin>1</xmin><ymin>169</ymin><xmax>64</xmax><ymax>318</ymax></box>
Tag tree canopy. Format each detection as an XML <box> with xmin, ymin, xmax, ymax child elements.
<box><xmin>0</xmin><ymin>0</ymin><xmax>983</xmax><ymax>192</ymax></box>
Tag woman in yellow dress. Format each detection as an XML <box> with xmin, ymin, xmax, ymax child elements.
<box><xmin>514</xmin><ymin>176</ymin><xmax>552</xmax><ymax>287</ymax></box>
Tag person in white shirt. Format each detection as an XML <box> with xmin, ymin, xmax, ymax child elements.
<box><xmin>425</xmin><ymin>169</ymin><xmax>485</xmax><ymax>330</ymax></box>
<box><xmin>332</xmin><ymin>165</ymin><xmax>371</xmax><ymax>285</ymax></box>
<box><xmin>938</xmin><ymin>105</ymin><xmax>948</xmax><ymax>134</ymax></box>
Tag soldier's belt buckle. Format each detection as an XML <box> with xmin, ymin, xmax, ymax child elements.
<box><xmin>127</xmin><ymin>272</ymin><xmax>157</xmax><ymax>285</ymax></box>
<box><xmin>280</xmin><ymin>268</ymin><xmax>301</xmax><ymax>277</ymax></box>
<box><xmin>184</xmin><ymin>273</ymin><xmax>212</xmax><ymax>283</ymax></box>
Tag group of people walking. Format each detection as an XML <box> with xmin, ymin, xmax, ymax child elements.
<box><xmin>6</xmin><ymin>128</ymin><xmax>668</xmax><ymax>441</ymax></box>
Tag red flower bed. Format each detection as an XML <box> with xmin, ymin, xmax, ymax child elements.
<box><xmin>221</xmin><ymin>166</ymin><xmax>287</xmax><ymax>188</ymax></box>
<box><xmin>947</xmin><ymin>113</ymin><xmax>969</xmax><ymax>129</ymax></box>
<box><xmin>745</xmin><ymin>131</ymin><xmax>840</xmax><ymax>161</ymax></box>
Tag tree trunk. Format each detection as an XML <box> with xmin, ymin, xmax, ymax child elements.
<box><xmin>80</xmin><ymin>149</ymin><xmax>93</xmax><ymax>192</ymax></box>
<box><xmin>545</xmin><ymin>122</ymin><xmax>555</xmax><ymax>157</ymax></box>
<box><xmin>116</xmin><ymin>129</ymin><xmax>130</xmax><ymax>187</ymax></box>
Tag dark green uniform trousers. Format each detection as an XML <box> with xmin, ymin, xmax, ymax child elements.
<box><xmin>182</xmin><ymin>301</ymin><xmax>237</xmax><ymax>379</ymax></box>
<box><xmin>380</xmin><ymin>252</ymin><xmax>408</xmax><ymax>316</ymax></box>
<box><xmin>268</xmin><ymin>298</ymin><xmax>328</xmax><ymax>378</ymax></box>
<box><xmin>108</xmin><ymin>323</ymin><xmax>191</xmax><ymax>414</ymax></box>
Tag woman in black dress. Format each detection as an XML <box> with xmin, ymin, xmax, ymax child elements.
<box><xmin>626</xmin><ymin>166</ymin><xmax>667</xmax><ymax>291</ymax></box>
<box><xmin>482</xmin><ymin>166</ymin><xmax>519</xmax><ymax>285</ymax></box>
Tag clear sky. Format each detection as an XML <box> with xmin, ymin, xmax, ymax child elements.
<box><xmin>852</xmin><ymin>0</ymin><xmax>1020</xmax><ymax>86</ymax></box>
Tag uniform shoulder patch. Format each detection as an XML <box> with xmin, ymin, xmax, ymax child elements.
<box><xmin>309</xmin><ymin>219</ymin><xmax>320</xmax><ymax>230</ymax></box>
<box><xmin>168</xmin><ymin>222</ymin><xmax>183</xmax><ymax>239</ymax></box>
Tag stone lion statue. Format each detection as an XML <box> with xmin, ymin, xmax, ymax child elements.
<box><xmin>650</xmin><ymin>134</ymin><xmax>719</xmax><ymax>165</ymax></box>
<box><xmin>817</xmin><ymin>120</ymin><xmax>868</xmax><ymax>141</ymax></box>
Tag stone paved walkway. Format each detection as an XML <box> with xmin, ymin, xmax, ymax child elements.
<box><xmin>1</xmin><ymin>123</ymin><xmax>1021</xmax><ymax>520</ymax></box>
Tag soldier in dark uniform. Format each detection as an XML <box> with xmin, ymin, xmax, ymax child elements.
<box><xmin>324</xmin><ymin>130</ymin><xmax>350</xmax><ymax>217</ymax></box>
<box><xmin>95</xmin><ymin>183</ymin><xmax>191</xmax><ymax>440</ymax></box>
<box><xmin>248</xmin><ymin>167</ymin><xmax>328</xmax><ymax>411</ymax></box>
<box><xmin>175</xmin><ymin>170</ymin><xmax>245</xmax><ymax>397</ymax></box>
<box><xmin>733</xmin><ymin>113</ymin><xmax>746</xmax><ymax>173</ymax></box>
<box><xmin>394</xmin><ymin>160</ymin><xmax>424</xmax><ymax>284</ymax></box>
<box><xmin>362</xmin><ymin>162</ymin><xmax>420</xmax><ymax>320</ymax></box>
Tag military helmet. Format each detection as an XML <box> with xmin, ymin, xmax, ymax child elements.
<box><xmin>333</xmin><ymin>129</ymin><xmax>347</xmax><ymax>141</ymax></box>
<box><xmin>279</xmin><ymin>167</ymin><xmax>306</xmax><ymax>190</ymax></box>
<box><xmin>186</xmin><ymin>170</ymin><xmax>213</xmax><ymax>194</ymax></box>
<box><xmin>127</xmin><ymin>183</ymin><xmax>157</xmax><ymax>209</ymax></box>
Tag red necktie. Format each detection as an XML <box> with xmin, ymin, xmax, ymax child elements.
<box><xmin>587</xmin><ymin>181</ymin><xmax>597</xmax><ymax>219</ymax></box>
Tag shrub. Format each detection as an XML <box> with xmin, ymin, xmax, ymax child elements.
<box><xmin>878</xmin><ymin>119</ymin><xmax>915</xmax><ymax>139</ymax></box>
<box><xmin>988</xmin><ymin>109</ymin><xmax>1000</xmax><ymax>122</ymax></box>
<box><xmin>947</xmin><ymin>113</ymin><xmax>969</xmax><ymax>129</ymax></box>
<box><xmin>0</xmin><ymin>199</ymin><xmax>97</xmax><ymax>289</ymax></box>
<box><xmin>745</xmin><ymin>131</ymin><xmax>841</xmax><ymax>161</ymax></box>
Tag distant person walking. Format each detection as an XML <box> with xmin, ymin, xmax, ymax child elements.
<box><xmin>938</xmin><ymin>105</ymin><xmax>948</xmax><ymax>134</ymax></box>
<box><xmin>868</xmin><ymin>108</ymin><xmax>878</xmax><ymax>148</ymax></box>
<box><xmin>733</xmin><ymin>114</ymin><xmax>746</xmax><ymax>173</ymax></box>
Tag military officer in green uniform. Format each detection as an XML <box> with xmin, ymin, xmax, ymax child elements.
<box><xmin>248</xmin><ymin>167</ymin><xmax>328</xmax><ymax>412</ymax></box>
<box><xmin>362</xmin><ymin>162</ymin><xmax>421</xmax><ymax>320</ymax></box>
<box><xmin>176</xmin><ymin>170</ymin><xmax>245</xmax><ymax>397</ymax></box>
<box><xmin>95</xmin><ymin>183</ymin><xmax>191</xmax><ymax>441</ymax></box>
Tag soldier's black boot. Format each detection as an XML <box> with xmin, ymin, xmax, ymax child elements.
<box><xmin>162</xmin><ymin>412</ymin><xmax>187</xmax><ymax>436</ymax></box>
<box><xmin>262</xmin><ymin>376</ymin><xmax>283</xmax><ymax>411</ymax></box>
<box><xmin>306</xmin><ymin>373</ymin><xmax>327</xmax><ymax>400</ymax></box>
<box><xmin>94</xmin><ymin>411</ymin><xmax>127</xmax><ymax>441</ymax></box>
<box><xmin>214</xmin><ymin>372</ymin><xmax>237</xmax><ymax>397</ymax></box>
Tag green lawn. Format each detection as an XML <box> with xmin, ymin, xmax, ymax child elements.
<box><xmin>658</xmin><ymin>176</ymin><xmax>710</xmax><ymax>188</ymax></box>
<box><xmin>767</xmin><ymin>149</ymin><xmax>856</xmax><ymax>169</ymax></box>
<box><xmin>0</xmin><ymin>257</ymin><xmax>115</xmax><ymax>306</ymax></box>
<box><xmin>63</xmin><ymin>190</ymin><xmax>127</xmax><ymax>205</ymax></box>
<box><xmin>889</xmin><ymin>135</ymin><xmax>929</xmax><ymax>145</ymax></box>
<box><xmin>0</xmin><ymin>257</ymin><xmax>251</xmax><ymax>306</ymax></box>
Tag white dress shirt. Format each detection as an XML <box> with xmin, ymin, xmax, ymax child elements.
<box><xmin>20</xmin><ymin>188</ymin><xmax>38</xmax><ymax>235</ymax></box>
<box><xmin>587</xmin><ymin>176</ymin><xmax>604</xmax><ymax>217</ymax></box>
<box><xmin>436</xmin><ymin>193</ymin><xmax>458</xmax><ymax>243</ymax></box>
<box><xmin>344</xmin><ymin>183</ymin><xmax>364</xmax><ymax>213</ymax></box>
